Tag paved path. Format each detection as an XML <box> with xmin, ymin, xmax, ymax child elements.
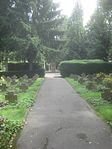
<box><xmin>17</xmin><ymin>73</ymin><xmax>112</xmax><ymax>149</ymax></box>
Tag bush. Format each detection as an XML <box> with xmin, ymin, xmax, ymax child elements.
<box><xmin>101</xmin><ymin>89</ymin><xmax>112</xmax><ymax>102</ymax></box>
<box><xmin>8</xmin><ymin>63</ymin><xmax>44</xmax><ymax>72</ymax></box>
<box><xmin>59</xmin><ymin>59</ymin><xmax>112</xmax><ymax>77</ymax></box>
<box><xmin>0</xmin><ymin>63</ymin><xmax>45</xmax><ymax>77</ymax></box>
<box><xmin>0</xmin><ymin>70</ymin><xmax>45</xmax><ymax>78</ymax></box>
<box><xmin>103</xmin><ymin>77</ymin><xmax>112</xmax><ymax>88</ymax></box>
<box><xmin>0</xmin><ymin>119</ymin><xmax>22</xmax><ymax>149</ymax></box>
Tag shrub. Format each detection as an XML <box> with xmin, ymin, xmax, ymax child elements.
<box><xmin>59</xmin><ymin>59</ymin><xmax>112</xmax><ymax>77</ymax></box>
<box><xmin>0</xmin><ymin>63</ymin><xmax>45</xmax><ymax>77</ymax></box>
<box><xmin>101</xmin><ymin>89</ymin><xmax>112</xmax><ymax>102</ymax></box>
<box><xmin>103</xmin><ymin>77</ymin><xmax>112</xmax><ymax>88</ymax></box>
<box><xmin>85</xmin><ymin>81</ymin><xmax>97</xmax><ymax>91</ymax></box>
<box><xmin>0</xmin><ymin>119</ymin><xmax>22</xmax><ymax>149</ymax></box>
<box><xmin>8</xmin><ymin>63</ymin><xmax>41</xmax><ymax>72</ymax></box>
<box><xmin>0</xmin><ymin>69</ymin><xmax>45</xmax><ymax>78</ymax></box>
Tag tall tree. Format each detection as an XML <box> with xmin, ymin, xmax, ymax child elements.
<box><xmin>86</xmin><ymin>0</ymin><xmax>112</xmax><ymax>61</ymax></box>
<box><xmin>31</xmin><ymin>0</ymin><xmax>64</xmax><ymax>49</ymax></box>
<box><xmin>0</xmin><ymin>0</ymin><xmax>64</xmax><ymax>69</ymax></box>
<box><xmin>31</xmin><ymin>0</ymin><xmax>64</xmax><ymax>66</ymax></box>
<box><xmin>0</xmin><ymin>0</ymin><xmax>41</xmax><ymax>66</ymax></box>
<box><xmin>64</xmin><ymin>1</ymin><xmax>86</xmax><ymax>60</ymax></box>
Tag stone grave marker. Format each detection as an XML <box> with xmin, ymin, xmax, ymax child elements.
<box><xmin>23</xmin><ymin>75</ymin><xmax>28</xmax><ymax>80</ymax></box>
<box><xmin>11</xmin><ymin>79</ymin><xmax>17</xmax><ymax>85</ymax></box>
<box><xmin>12</xmin><ymin>75</ymin><xmax>17</xmax><ymax>80</ymax></box>
<box><xmin>0</xmin><ymin>116</ymin><xmax>4</xmax><ymax>125</ymax></box>
<box><xmin>1</xmin><ymin>84</ymin><xmax>7</xmax><ymax>92</ymax></box>
<box><xmin>6</xmin><ymin>77</ymin><xmax>12</xmax><ymax>83</ymax></box>
<box><xmin>19</xmin><ymin>83</ymin><xmax>28</xmax><ymax>91</ymax></box>
<box><xmin>19</xmin><ymin>77</ymin><xmax>24</xmax><ymax>82</ymax></box>
<box><xmin>5</xmin><ymin>91</ymin><xmax>17</xmax><ymax>103</ymax></box>
<box><xmin>27</xmin><ymin>79</ymin><xmax>33</xmax><ymax>86</ymax></box>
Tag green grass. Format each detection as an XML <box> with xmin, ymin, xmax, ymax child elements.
<box><xmin>0</xmin><ymin>78</ymin><xmax>43</xmax><ymax>122</ymax></box>
<box><xmin>0</xmin><ymin>108</ymin><xmax>26</xmax><ymax>122</ymax></box>
<box><xmin>67</xmin><ymin>78</ymin><xmax>112</xmax><ymax>127</ymax></box>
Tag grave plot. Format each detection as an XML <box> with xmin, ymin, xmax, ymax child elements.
<box><xmin>67</xmin><ymin>73</ymin><xmax>112</xmax><ymax>129</ymax></box>
<box><xmin>0</xmin><ymin>74</ymin><xmax>43</xmax><ymax>149</ymax></box>
<box><xmin>0</xmin><ymin>74</ymin><xmax>40</xmax><ymax>108</ymax></box>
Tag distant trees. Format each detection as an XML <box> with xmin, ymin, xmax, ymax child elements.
<box><xmin>0</xmin><ymin>0</ymin><xmax>112</xmax><ymax>70</ymax></box>
<box><xmin>64</xmin><ymin>1</ymin><xmax>87</xmax><ymax>60</ymax></box>
<box><xmin>0</xmin><ymin>0</ymin><xmax>32</xmax><ymax>63</ymax></box>
<box><xmin>85</xmin><ymin>0</ymin><xmax>112</xmax><ymax>61</ymax></box>
<box><xmin>63</xmin><ymin>0</ymin><xmax>112</xmax><ymax>61</ymax></box>
<box><xmin>31</xmin><ymin>0</ymin><xmax>64</xmax><ymax>65</ymax></box>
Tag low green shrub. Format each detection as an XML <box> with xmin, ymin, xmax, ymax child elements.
<box><xmin>101</xmin><ymin>89</ymin><xmax>112</xmax><ymax>102</ymax></box>
<box><xmin>103</xmin><ymin>77</ymin><xmax>112</xmax><ymax>88</ymax></box>
<box><xmin>59</xmin><ymin>59</ymin><xmax>112</xmax><ymax>77</ymax></box>
<box><xmin>0</xmin><ymin>119</ymin><xmax>22</xmax><ymax>149</ymax></box>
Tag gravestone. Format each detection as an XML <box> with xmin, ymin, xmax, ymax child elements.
<box><xmin>11</xmin><ymin>80</ymin><xmax>17</xmax><ymax>85</ymax></box>
<box><xmin>86</xmin><ymin>82</ymin><xmax>97</xmax><ymax>91</ymax></box>
<box><xmin>19</xmin><ymin>83</ymin><xmax>28</xmax><ymax>91</ymax></box>
<box><xmin>19</xmin><ymin>77</ymin><xmax>24</xmax><ymax>82</ymax></box>
<box><xmin>27</xmin><ymin>79</ymin><xmax>33</xmax><ymax>86</ymax></box>
<box><xmin>101</xmin><ymin>88</ymin><xmax>112</xmax><ymax>102</ymax></box>
<box><xmin>33</xmin><ymin>74</ymin><xmax>39</xmax><ymax>81</ymax></box>
<box><xmin>0</xmin><ymin>116</ymin><xmax>4</xmax><ymax>125</ymax></box>
<box><xmin>23</xmin><ymin>75</ymin><xmax>28</xmax><ymax>80</ymax></box>
<box><xmin>0</xmin><ymin>84</ymin><xmax>7</xmax><ymax>91</ymax></box>
<box><xmin>12</xmin><ymin>75</ymin><xmax>17</xmax><ymax>80</ymax></box>
<box><xmin>5</xmin><ymin>91</ymin><xmax>17</xmax><ymax>103</ymax></box>
<box><xmin>34</xmin><ymin>74</ymin><xmax>39</xmax><ymax>78</ymax></box>
<box><xmin>6</xmin><ymin>77</ymin><xmax>12</xmax><ymax>83</ymax></box>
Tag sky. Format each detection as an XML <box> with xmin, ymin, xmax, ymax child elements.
<box><xmin>53</xmin><ymin>0</ymin><xmax>97</xmax><ymax>24</ymax></box>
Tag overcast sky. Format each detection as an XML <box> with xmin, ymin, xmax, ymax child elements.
<box><xmin>53</xmin><ymin>0</ymin><xmax>97</xmax><ymax>24</ymax></box>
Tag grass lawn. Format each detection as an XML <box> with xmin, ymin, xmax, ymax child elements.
<box><xmin>66</xmin><ymin>78</ymin><xmax>112</xmax><ymax>127</ymax></box>
<box><xmin>0</xmin><ymin>78</ymin><xmax>43</xmax><ymax>121</ymax></box>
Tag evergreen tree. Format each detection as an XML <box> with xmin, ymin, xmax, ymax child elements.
<box><xmin>31</xmin><ymin>0</ymin><xmax>64</xmax><ymax>65</ymax></box>
<box><xmin>0</xmin><ymin>0</ymin><xmax>65</xmax><ymax>68</ymax></box>
<box><xmin>65</xmin><ymin>1</ymin><xmax>86</xmax><ymax>60</ymax></box>
<box><xmin>86</xmin><ymin>0</ymin><xmax>112</xmax><ymax>60</ymax></box>
<box><xmin>31</xmin><ymin>0</ymin><xmax>64</xmax><ymax>49</ymax></box>
<box><xmin>0</xmin><ymin>0</ymin><xmax>41</xmax><ymax>64</ymax></box>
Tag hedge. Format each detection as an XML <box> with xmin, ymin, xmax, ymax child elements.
<box><xmin>59</xmin><ymin>59</ymin><xmax>112</xmax><ymax>77</ymax></box>
<box><xmin>0</xmin><ymin>63</ymin><xmax>45</xmax><ymax>77</ymax></box>
<box><xmin>0</xmin><ymin>70</ymin><xmax>45</xmax><ymax>78</ymax></box>
<box><xmin>7</xmin><ymin>63</ymin><xmax>41</xmax><ymax>71</ymax></box>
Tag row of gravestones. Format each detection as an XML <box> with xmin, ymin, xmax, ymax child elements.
<box><xmin>0</xmin><ymin>74</ymin><xmax>39</xmax><ymax>104</ymax></box>
<box><xmin>0</xmin><ymin>116</ymin><xmax>4</xmax><ymax>126</ymax></box>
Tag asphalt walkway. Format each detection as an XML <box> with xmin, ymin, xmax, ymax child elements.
<box><xmin>17</xmin><ymin>73</ymin><xmax>112</xmax><ymax>149</ymax></box>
